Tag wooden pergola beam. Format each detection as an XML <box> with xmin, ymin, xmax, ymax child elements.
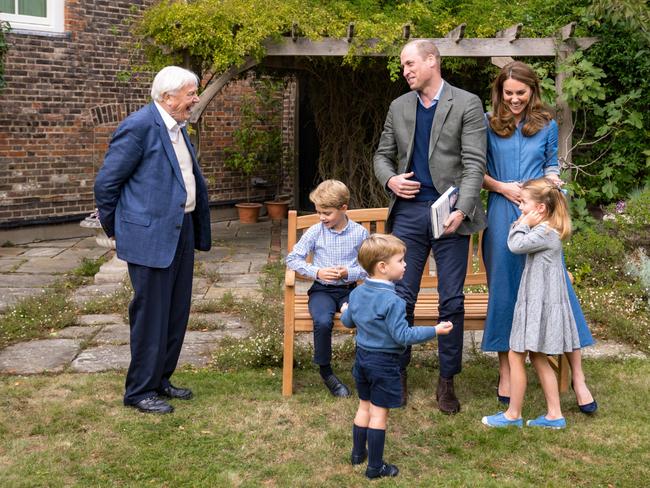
<box><xmin>445</xmin><ymin>24</ymin><xmax>466</xmax><ymax>43</ymax></box>
<box><xmin>263</xmin><ymin>36</ymin><xmax>597</xmax><ymax>57</ymax></box>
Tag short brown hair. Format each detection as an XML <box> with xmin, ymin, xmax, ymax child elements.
<box><xmin>358</xmin><ymin>233</ymin><xmax>406</xmax><ymax>275</ymax></box>
<box><xmin>309</xmin><ymin>179</ymin><xmax>350</xmax><ymax>208</ymax></box>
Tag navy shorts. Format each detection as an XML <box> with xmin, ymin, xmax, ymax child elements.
<box><xmin>352</xmin><ymin>347</ymin><xmax>402</xmax><ymax>409</ymax></box>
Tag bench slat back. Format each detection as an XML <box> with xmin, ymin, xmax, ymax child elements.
<box><xmin>287</xmin><ymin>209</ymin><xmax>486</xmax><ymax>287</ymax></box>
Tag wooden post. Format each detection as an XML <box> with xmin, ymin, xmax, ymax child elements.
<box><xmin>491</xmin><ymin>24</ymin><xmax>522</xmax><ymax>68</ymax></box>
<box><xmin>555</xmin><ymin>22</ymin><xmax>577</xmax><ymax>174</ymax></box>
<box><xmin>445</xmin><ymin>24</ymin><xmax>466</xmax><ymax>43</ymax></box>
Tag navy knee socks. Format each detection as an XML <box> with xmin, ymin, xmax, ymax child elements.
<box><xmin>367</xmin><ymin>427</ymin><xmax>386</xmax><ymax>469</ymax></box>
<box><xmin>352</xmin><ymin>424</ymin><xmax>368</xmax><ymax>457</ymax></box>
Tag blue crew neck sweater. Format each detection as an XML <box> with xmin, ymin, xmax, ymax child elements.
<box><xmin>409</xmin><ymin>101</ymin><xmax>441</xmax><ymax>202</ymax></box>
<box><xmin>340</xmin><ymin>280</ymin><xmax>438</xmax><ymax>354</ymax></box>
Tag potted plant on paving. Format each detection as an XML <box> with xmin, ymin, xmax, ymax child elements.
<box><xmin>225</xmin><ymin>77</ymin><xmax>286</xmax><ymax>223</ymax></box>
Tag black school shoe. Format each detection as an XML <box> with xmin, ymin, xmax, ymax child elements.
<box><xmin>366</xmin><ymin>462</ymin><xmax>399</xmax><ymax>479</ymax></box>
<box><xmin>351</xmin><ymin>449</ymin><xmax>368</xmax><ymax>465</ymax></box>
<box><xmin>323</xmin><ymin>374</ymin><xmax>351</xmax><ymax>397</ymax></box>
<box><xmin>129</xmin><ymin>395</ymin><xmax>174</xmax><ymax>414</ymax></box>
<box><xmin>158</xmin><ymin>384</ymin><xmax>193</xmax><ymax>400</ymax></box>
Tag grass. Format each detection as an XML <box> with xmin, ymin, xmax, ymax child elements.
<box><xmin>0</xmin><ymin>357</ymin><xmax>648</xmax><ymax>486</ymax></box>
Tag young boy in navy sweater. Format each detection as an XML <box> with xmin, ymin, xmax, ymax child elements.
<box><xmin>286</xmin><ymin>180</ymin><xmax>368</xmax><ymax>397</ymax></box>
<box><xmin>341</xmin><ymin>233</ymin><xmax>453</xmax><ymax>479</ymax></box>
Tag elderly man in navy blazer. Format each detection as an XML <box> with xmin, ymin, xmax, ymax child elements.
<box><xmin>94</xmin><ymin>66</ymin><xmax>212</xmax><ymax>414</ymax></box>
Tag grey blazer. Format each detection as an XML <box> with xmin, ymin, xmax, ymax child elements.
<box><xmin>374</xmin><ymin>82</ymin><xmax>487</xmax><ymax>235</ymax></box>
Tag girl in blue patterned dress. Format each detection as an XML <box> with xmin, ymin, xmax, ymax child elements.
<box><xmin>480</xmin><ymin>61</ymin><xmax>597</xmax><ymax>414</ymax></box>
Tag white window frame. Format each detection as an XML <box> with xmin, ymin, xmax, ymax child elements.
<box><xmin>0</xmin><ymin>0</ymin><xmax>65</xmax><ymax>34</ymax></box>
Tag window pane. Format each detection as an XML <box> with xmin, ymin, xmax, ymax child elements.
<box><xmin>19</xmin><ymin>0</ymin><xmax>46</xmax><ymax>17</ymax></box>
<box><xmin>0</xmin><ymin>0</ymin><xmax>15</xmax><ymax>15</ymax></box>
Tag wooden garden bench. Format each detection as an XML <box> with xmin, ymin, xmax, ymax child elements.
<box><xmin>283</xmin><ymin>208</ymin><xmax>569</xmax><ymax>396</ymax></box>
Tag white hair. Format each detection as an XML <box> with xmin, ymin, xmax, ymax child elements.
<box><xmin>150</xmin><ymin>66</ymin><xmax>199</xmax><ymax>102</ymax></box>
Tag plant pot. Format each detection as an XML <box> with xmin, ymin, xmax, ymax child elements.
<box><xmin>235</xmin><ymin>202</ymin><xmax>263</xmax><ymax>224</ymax></box>
<box><xmin>264</xmin><ymin>200</ymin><xmax>289</xmax><ymax>221</ymax></box>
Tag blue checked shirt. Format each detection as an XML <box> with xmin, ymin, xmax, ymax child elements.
<box><xmin>285</xmin><ymin>218</ymin><xmax>369</xmax><ymax>285</ymax></box>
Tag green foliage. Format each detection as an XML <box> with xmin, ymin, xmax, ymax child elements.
<box><xmin>602</xmin><ymin>185</ymin><xmax>650</xmax><ymax>249</ymax></box>
<box><xmin>563</xmin><ymin>0</ymin><xmax>650</xmax><ymax>207</ymax></box>
<box><xmin>223</xmin><ymin>77</ymin><xmax>283</xmax><ymax>200</ymax></box>
<box><xmin>0</xmin><ymin>20</ymin><xmax>9</xmax><ymax>90</ymax></box>
<box><xmin>136</xmin><ymin>0</ymin><xmax>590</xmax><ymax>75</ymax></box>
<box><xmin>0</xmin><ymin>290</ymin><xmax>77</xmax><ymax>349</ymax></box>
<box><xmin>73</xmin><ymin>256</ymin><xmax>108</xmax><ymax>278</ymax></box>
<box><xmin>564</xmin><ymin>227</ymin><xmax>625</xmax><ymax>285</ymax></box>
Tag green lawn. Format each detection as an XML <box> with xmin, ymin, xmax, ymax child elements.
<box><xmin>1</xmin><ymin>356</ymin><xmax>648</xmax><ymax>487</ymax></box>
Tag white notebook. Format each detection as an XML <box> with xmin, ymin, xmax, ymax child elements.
<box><xmin>430</xmin><ymin>186</ymin><xmax>459</xmax><ymax>239</ymax></box>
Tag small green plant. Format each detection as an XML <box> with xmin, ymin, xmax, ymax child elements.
<box><xmin>224</xmin><ymin>77</ymin><xmax>283</xmax><ymax>201</ymax></box>
<box><xmin>78</xmin><ymin>282</ymin><xmax>133</xmax><ymax>317</ymax></box>
<box><xmin>0</xmin><ymin>290</ymin><xmax>77</xmax><ymax>348</ymax></box>
<box><xmin>187</xmin><ymin>315</ymin><xmax>225</xmax><ymax>331</ymax></box>
<box><xmin>0</xmin><ymin>20</ymin><xmax>10</xmax><ymax>91</ymax></box>
<box><xmin>73</xmin><ymin>256</ymin><xmax>108</xmax><ymax>278</ymax></box>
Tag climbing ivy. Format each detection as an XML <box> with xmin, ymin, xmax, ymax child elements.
<box><xmin>0</xmin><ymin>21</ymin><xmax>10</xmax><ymax>90</ymax></box>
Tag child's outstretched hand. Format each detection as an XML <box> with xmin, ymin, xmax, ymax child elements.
<box><xmin>435</xmin><ymin>321</ymin><xmax>453</xmax><ymax>335</ymax></box>
<box><xmin>340</xmin><ymin>302</ymin><xmax>348</xmax><ymax>313</ymax></box>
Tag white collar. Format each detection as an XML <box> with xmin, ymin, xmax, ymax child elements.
<box><xmin>416</xmin><ymin>80</ymin><xmax>445</xmax><ymax>108</ymax></box>
<box><xmin>154</xmin><ymin>101</ymin><xmax>185</xmax><ymax>131</ymax></box>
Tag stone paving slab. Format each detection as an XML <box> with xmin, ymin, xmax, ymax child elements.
<box><xmin>0</xmin><ymin>247</ymin><xmax>26</xmax><ymax>257</ymax></box>
<box><xmin>71</xmin><ymin>345</ymin><xmax>130</xmax><ymax>373</ymax></box>
<box><xmin>26</xmin><ymin>238</ymin><xmax>83</xmax><ymax>248</ymax></box>
<box><xmin>0</xmin><ymin>288</ymin><xmax>47</xmax><ymax>312</ymax></box>
<box><xmin>71</xmin><ymin>283</ymin><xmax>127</xmax><ymax>306</ymax></box>
<box><xmin>52</xmin><ymin>325</ymin><xmax>101</xmax><ymax>340</ymax></box>
<box><xmin>16</xmin><ymin>257</ymin><xmax>82</xmax><ymax>274</ymax></box>
<box><xmin>0</xmin><ymin>339</ymin><xmax>81</xmax><ymax>374</ymax></box>
<box><xmin>215</xmin><ymin>273</ymin><xmax>260</xmax><ymax>286</ymax></box>
<box><xmin>95</xmin><ymin>324</ymin><xmax>130</xmax><ymax>345</ymax></box>
<box><xmin>58</xmin><ymin>248</ymin><xmax>109</xmax><ymax>261</ymax></box>
<box><xmin>72</xmin><ymin>237</ymin><xmax>102</xmax><ymax>249</ymax></box>
<box><xmin>77</xmin><ymin>314</ymin><xmax>125</xmax><ymax>325</ymax></box>
<box><xmin>21</xmin><ymin>247</ymin><xmax>64</xmax><ymax>258</ymax></box>
<box><xmin>0</xmin><ymin>273</ymin><xmax>58</xmax><ymax>288</ymax></box>
<box><xmin>205</xmin><ymin>261</ymin><xmax>251</xmax><ymax>274</ymax></box>
<box><xmin>0</xmin><ymin>258</ymin><xmax>25</xmax><ymax>273</ymax></box>
<box><xmin>203</xmin><ymin>286</ymin><xmax>261</xmax><ymax>301</ymax></box>
<box><xmin>177</xmin><ymin>341</ymin><xmax>214</xmax><ymax>368</ymax></box>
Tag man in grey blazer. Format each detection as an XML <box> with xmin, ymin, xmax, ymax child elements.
<box><xmin>374</xmin><ymin>40</ymin><xmax>486</xmax><ymax>413</ymax></box>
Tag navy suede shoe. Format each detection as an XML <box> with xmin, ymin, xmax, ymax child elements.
<box><xmin>366</xmin><ymin>462</ymin><xmax>399</xmax><ymax>479</ymax></box>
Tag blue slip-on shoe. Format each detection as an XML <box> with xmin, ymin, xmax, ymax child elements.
<box><xmin>481</xmin><ymin>411</ymin><xmax>523</xmax><ymax>428</ymax></box>
<box><xmin>526</xmin><ymin>415</ymin><xmax>566</xmax><ymax>429</ymax></box>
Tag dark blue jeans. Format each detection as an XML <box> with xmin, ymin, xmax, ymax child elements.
<box><xmin>390</xmin><ymin>200</ymin><xmax>469</xmax><ymax>378</ymax></box>
<box><xmin>307</xmin><ymin>281</ymin><xmax>355</xmax><ymax>365</ymax></box>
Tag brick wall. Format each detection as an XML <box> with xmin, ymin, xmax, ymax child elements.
<box><xmin>0</xmin><ymin>0</ymin><xmax>296</xmax><ymax>227</ymax></box>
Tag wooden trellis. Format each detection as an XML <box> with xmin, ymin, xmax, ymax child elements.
<box><xmin>190</xmin><ymin>22</ymin><xmax>597</xmax><ymax>167</ymax></box>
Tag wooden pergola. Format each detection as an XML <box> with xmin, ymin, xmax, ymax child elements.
<box><xmin>190</xmin><ymin>22</ymin><xmax>597</xmax><ymax>167</ymax></box>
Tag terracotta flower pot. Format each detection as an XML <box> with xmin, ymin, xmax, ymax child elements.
<box><xmin>264</xmin><ymin>200</ymin><xmax>289</xmax><ymax>221</ymax></box>
<box><xmin>235</xmin><ymin>202</ymin><xmax>262</xmax><ymax>224</ymax></box>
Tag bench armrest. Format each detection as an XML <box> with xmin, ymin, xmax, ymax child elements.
<box><xmin>285</xmin><ymin>268</ymin><xmax>296</xmax><ymax>287</ymax></box>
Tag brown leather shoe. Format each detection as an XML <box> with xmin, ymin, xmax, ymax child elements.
<box><xmin>436</xmin><ymin>376</ymin><xmax>460</xmax><ymax>414</ymax></box>
<box><xmin>400</xmin><ymin>371</ymin><xmax>408</xmax><ymax>407</ymax></box>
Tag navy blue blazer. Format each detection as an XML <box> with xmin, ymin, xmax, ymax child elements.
<box><xmin>94</xmin><ymin>103</ymin><xmax>211</xmax><ymax>268</ymax></box>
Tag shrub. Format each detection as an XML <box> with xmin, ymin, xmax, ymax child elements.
<box><xmin>564</xmin><ymin>227</ymin><xmax>625</xmax><ymax>285</ymax></box>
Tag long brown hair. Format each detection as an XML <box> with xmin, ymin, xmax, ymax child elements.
<box><xmin>489</xmin><ymin>61</ymin><xmax>553</xmax><ymax>137</ymax></box>
<box><xmin>521</xmin><ymin>178</ymin><xmax>571</xmax><ymax>240</ymax></box>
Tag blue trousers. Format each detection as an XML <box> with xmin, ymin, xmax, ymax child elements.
<box><xmin>124</xmin><ymin>213</ymin><xmax>195</xmax><ymax>405</ymax></box>
<box><xmin>390</xmin><ymin>200</ymin><xmax>469</xmax><ymax>378</ymax></box>
<box><xmin>307</xmin><ymin>281</ymin><xmax>354</xmax><ymax>365</ymax></box>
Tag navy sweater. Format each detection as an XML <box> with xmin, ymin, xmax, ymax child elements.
<box><xmin>410</xmin><ymin>101</ymin><xmax>440</xmax><ymax>202</ymax></box>
<box><xmin>341</xmin><ymin>280</ymin><xmax>437</xmax><ymax>354</ymax></box>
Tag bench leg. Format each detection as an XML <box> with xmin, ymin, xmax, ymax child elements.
<box><xmin>558</xmin><ymin>354</ymin><xmax>570</xmax><ymax>393</ymax></box>
<box><xmin>546</xmin><ymin>355</ymin><xmax>570</xmax><ymax>394</ymax></box>
<box><xmin>282</xmin><ymin>322</ymin><xmax>295</xmax><ymax>397</ymax></box>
